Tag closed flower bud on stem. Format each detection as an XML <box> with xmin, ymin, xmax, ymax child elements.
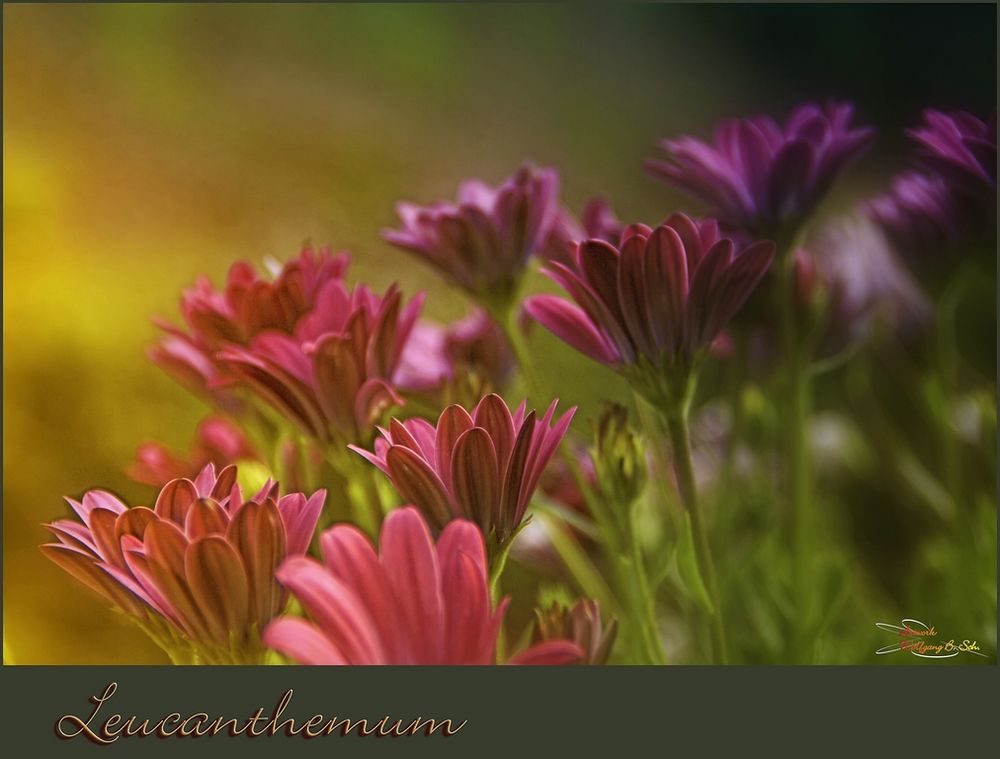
<box><xmin>591</xmin><ymin>403</ymin><xmax>648</xmax><ymax>511</ymax></box>
<box><xmin>534</xmin><ymin>598</ymin><xmax>618</xmax><ymax>665</ymax></box>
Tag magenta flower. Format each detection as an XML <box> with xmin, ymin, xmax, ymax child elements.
<box><xmin>909</xmin><ymin>109</ymin><xmax>997</xmax><ymax>199</ymax></box>
<box><xmin>350</xmin><ymin>394</ymin><xmax>575</xmax><ymax>546</ymax></box>
<box><xmin>543</xmin><ymin>196</ymin><xmax>623</xmax><ymax>267</ymax></box>
<box><xmin>396</xmin><ymin>308</ymin><xmax>515</xmax><ymax>399</ymax></box>
<box><xmin>264</xmin><ymin>507</ymin><xmax>582</xmax><ymax>665</ymax></box>
<box><xmin>129</xmin><ymin>416</ymin><xmax>258</xmax><ymax>488</ymax></box>
<box><xmin>524</xmin><ymin>214</ymin><xmax>774</xmax><ymax>402</ymax></box>
<box><xmin>218</xmin><ymin>281</ymin><xmax>424</xmax><ymax>445</ymax></box>
<box><xmin>645</xmin><ymin>102</ymin><xmax>875</xmax><ymax>239</ymax></box>
<box><xmin>150</xmin><ymin>246</ymin><xmax>349</xmax><ymax>404</ymax></box>
<box><xmin>383</xmin><ymin>163</ymin><xmax>559</xmax><ymax>309</ymax></box>
<box><xmin>41</xmin><ymin>464</ymin><xmax>325</xmax><ymax>663</ymax></box>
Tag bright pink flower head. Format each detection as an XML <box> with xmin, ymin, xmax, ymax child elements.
<box><xmin>41</xmin><ymin>464</ymin><xmax>325</xmax><ymax>663</ymax></box>
<box><xmin>383</xmin><ymin>163</ymin><xmax>559</xmax><ymax>308</ymax></box>
<box><xmin>150</xmin><ymin>246</ymin><xmax>349</xmax><ymax>403</ymax></box>
<box><xmin>543</xmin><ymin>196</ymin><xmax>623</xmax><ymax>267</ymax></box>
<box><xmin>908</xmin><ymin>109</ymin><xmax>996</xmax><ymax>199</ymax></box>
<box><xmin>645</xmin><ymin>101</ymin><xmax>875</xmax><ymax>238</ymax></box>
<box><xmin>128</xmin><ymin>416</ymin><xmax>258</xmax><ymax>487</ymax></box>
<box><xmin>218</xmin><ymin>281</ymin><xmax>425</xmax><ymax>444</ymax></box>
<box><xmin>350</xmin><ymin>394</ymin><xmax>575</xmax><ymax>546</ymax></box>
<box><xmin>264</xmin><ymin>507</ymin><xmax>582</xmax><ymax>665</ymax></box>
<box><xmin>524</xmin><ymin>213</ymin><xmax>774</xmax><ymax>398</ymax></box>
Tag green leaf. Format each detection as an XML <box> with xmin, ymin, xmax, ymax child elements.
<box><xmin>677</xmin><ymin>513</ymin><xmax>714</xmax><ymax>615</ymax></box>
<box><xmin>537</xmin><ymin>512</ymin><xmax>618</xmax><ymax>614</ymax></box>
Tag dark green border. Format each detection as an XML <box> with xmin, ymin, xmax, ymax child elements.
<box><xmin>1</xmin><ymin>666</ymin><xmax>998</xmax><ymax>754</ymax></box>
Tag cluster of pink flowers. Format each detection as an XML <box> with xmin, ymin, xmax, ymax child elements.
<box><xmin>42</xmin><ymin>99</ymin><xmax>995</xmax><ymax>666</ymax></box>
<box><xmin>42</xmin><ymin>464</ymin><xmax>325</xmax><ymax>663</ymax></box>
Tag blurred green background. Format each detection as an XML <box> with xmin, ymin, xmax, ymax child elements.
<box><xmin>3</xmin><ymin>3</ymin><xmax>995</xmax><ymax>664</ymax></box>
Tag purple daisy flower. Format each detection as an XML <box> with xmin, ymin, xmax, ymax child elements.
<box><xmin>644</xmin><ymin>101</ymin><xmax>875</xmax><ymax>241</ymax></box>
<box><xmin>383</xmin><ymin>163</ymin><xmax>559</xmax><ymax>311</ymax></box>
<box><xmin>524</xmin><ymin>213</ymin><xmax>774</xmax><ymax>404</ymax></box>
<box><xmin>908</xmin><ymin>109</ymin><xmax>997</xmax><ymax>200</ymax></box>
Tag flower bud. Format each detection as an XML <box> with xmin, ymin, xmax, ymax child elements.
<box><xmin>591</xmin><ymin>403</ymin><xmax>647</xmax><ymax>507</ymax></box>
<box><xmin>534</xmin><ymin>599</ymin><xmax>617</xmax><ymax>665</ymax></box>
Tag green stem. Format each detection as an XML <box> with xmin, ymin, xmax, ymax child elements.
<box><xmin>490</xmin><ymin>301</ymin><xmax>543</xmax><ymax>402</ymax></box>
<box><xmin>935</xmin><ymin>265</ymin><xmax>976</xmax><ymax>512</ymax></box>
<box><xmin>788</xmin><ymin>351</ymin><xmax>812</xmax><ymax>662</ymax></box>
<box><xmin>719</xmin><ymin>335</ymin><xmax>747</xmax><ymax>509</ymax></box>
<box><xmin>562</xmin><ymin>448</ymin><xmax>625</xmax><ymax>547</ymax></box>
<box><xmin>488</xmin><ymin>538</ymin><xmax>514</xmax><ymax>606</ymax></box>
<box><xmin>328</xmin><ymin>451</ymin><xmax>383</xmax><ymax>537</ymax></box>
<box><xmin>560</xmin><ymin>449</ymin><xmax>654</xmax><ymax>662</ymax></box>
<box><xmin>626</xmin><ymin>500</ymin><xmax>668</xmax><ymax>664</ymax></box>
<box><xmin>538</xmin><ymin>512</ymin><xmax>618</xmax><ymax>613</ymax></box>
<box><xmin>663</xmin><ymin>405</ymin><xmax>729</xmax><ymax>664</ymax></box>
<box><xmin>776</xmin><ymin>245</ymin><xmax>813</xmax><ymax>664</ymax></box>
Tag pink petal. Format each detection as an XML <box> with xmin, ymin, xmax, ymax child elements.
<box><xmin>275</xmin><ymin>556</ymin><xmax>385</xmax><ymax>664</ymax></box>
<box><xmin>278</xmin><ymin>489</ymin><xmax>326</xmax><ymax>556</ymax></box>
<box><xmin>184</xmin><ymin>536</ymin><xmax>250</xmax><ymax>644</ymax></box>
<box><xmin>507</xmin><ymin>640</ymin><xmax>584</xmax><ymax>665</ymax></box>
<box><xmin>450</xmin><ymin>427</ymin><xmax>500</xmax><ymax>530</ymax></box>
<box><xmin>434</xmin><ymin>405</ymin><xmax>475</xmax><ymax>488</ymax></box>
<box><xmin>523</xmin><ymin>295</ymin><xmax>619</xmax><ymax>365</ymax></box>
<box><xmin>378</xmin><ymin>508</ymin><xmax>445</xmax><ymax>663</ymax></box>
<box><xmin>154</xmin><ymin>478</ymin><xmax>199</xmax><ymax>524</ymax></box>
<box><xmin>264</xmin><ymin>617</ymin><xmax>347</xmax><ymax>665</ymax></box>
<box><xmin>385</xmin><ymin>446</ymin><xmax>455</xmax><ymax>528</ymax></box>
<box><xmin>81</xmin><ymin>490</ymin><xmax>128</xmax><ymax>516</ymax></box>
<box><xmin>320</xmin><ymin>525</ymin><xmax>399</xmax><ymax>661</ymax></box>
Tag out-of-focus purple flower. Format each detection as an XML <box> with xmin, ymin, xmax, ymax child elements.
<box><xmin>524</xmin><ymin>213</ymin><xmax>774</xmax><ymax>403</ymax></box>
<box><xmin>150</xmin><ymin>246</ymin><xmax>350</xmax><ymax>407</ymax></box>
<box><xmin>645</xmin><ymin>102</ymin><xmax>875</xmax><ymax>239</ymax></box>
<box><xmin>129</xmin><ymin>416</ymin><xmax>258</xmax><ymax>488</ymax></box>
<box><xmin>396</xmin><ymin>308</ymin><xmax>515</xmax><ymax>400</ymax></box>
<box><xmin>383</xmin><ymin>163</ymin><xmax>560</xmax><ymax>308</ymax></box>
<box><xmin>393</xmin><ymin>320</ymin><xmax>450</xmax><ymax>392</ymax></box>
<box><xmin>264</xmin><ymin>507</ymin><xmax>582</xmax><ymax>665</ymax></box>
<box><xmin>42</xmin><ymin>464</ymin><xmax>325</xmax><ymax>663</ymax></box>
<box><xmin>795</xmin><ymin>215</ymin><xmax>930</xmax><ymax>352</ymax></box>
<box><xmin>218</xmin><ymin>281</ymin><xmax>424</xmax><ymax>445</ymax></box>
<box><xmin>543</xmin><ymin>197</ymin><xmax>623</xmax><ymax>267</ymax></box>
<box><xmin>865</xmin><ymin>110</ymin><xmax>997</xmax><ymax>262</ymax></box>
<box><xmin>863</xmin><ymin>172</ymin><xmax>964</xmax><ymax>257</ymax></box>
<box><xmin>350</xmin><ymin>394</ymin><xmax>574</xmax><ymax>547</ymax></box>
<box><xmin>909</xmin><ymin>109</ymin><xmax>997</xmax><ymax>199</ymax></box>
